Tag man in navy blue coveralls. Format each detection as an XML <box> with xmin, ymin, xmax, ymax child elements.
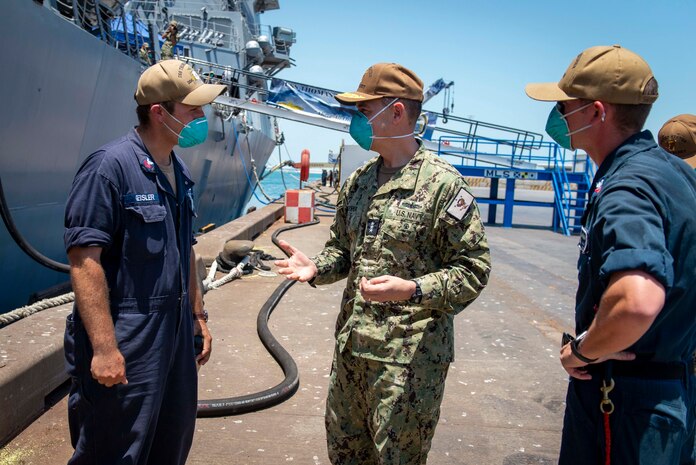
<box><xmin>64</xmin><ymin>60</ymin><xmax>224</xmax><ymax>465</ymax></box>
<box><xmin>527</xmin><ymin>45</ymin><xmax>696</xmax><ymax>464</ymax></box>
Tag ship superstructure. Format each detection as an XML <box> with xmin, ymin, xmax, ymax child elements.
<box><xmin>0</xmin><ymin>0</ymin><xmax>295</xmax><ymax>313</ymax></box>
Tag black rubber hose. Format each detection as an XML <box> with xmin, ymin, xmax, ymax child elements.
<box><xmin>306</xmin><ymin>183</ymin><xmax>337</xmax><ymax>209</ymax></box>
<box><xmin>197</xmin><ymin>218</ymin><xmax>320</xmax><ymax>417</ymax></box>
<box><xmin>0</xmin><ymin>176</ymin><xmax>70</xmax><ymax>273</ymax></box>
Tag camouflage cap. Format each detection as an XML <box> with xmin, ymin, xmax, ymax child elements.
<box><xmin>658</xmin><ymin>114</ymin><xmax>696</xmax><ymax>166</ymax></box>
<box><xmin>526</xmin><ymin>45</ymin><xmax>658</xmax><ymax>104</ymax></box>
<box><xmin>135</xmin><ymin>60</ymin><xmax>225</xmax><ymax>106</ymax></box>
<box><xmin>335</xmin><ymin>63</ymin><xmax>424</xmax><ymax>104</ymax></box>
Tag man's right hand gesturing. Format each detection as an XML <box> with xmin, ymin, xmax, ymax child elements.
<box><xmin>274</xmin><ymin>240</ymin><xmax>318</xmax><ymax>282</ymax></box>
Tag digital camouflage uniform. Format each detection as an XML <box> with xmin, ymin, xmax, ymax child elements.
<box><xmin>160</xmin><ymin>25</ymin><xmax>177</xmax><ymax>60</ymax></box>
<box><xmin>160</xmin><ymin>41</ymin><xmax>174</xmax><ymax>60</ymax></box>
<box><xmin>312</xmin><ymin>143</ymin><xmax>491</xmax><ymax>464</ymax></box>
<box><xmin>139</xmin><ymin>45</ymin><xmax>152</xmax><ymax>65</ymax></box>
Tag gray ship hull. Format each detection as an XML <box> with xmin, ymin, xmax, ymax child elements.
<box><xmin>0</xmin><ymin>0</ymin><xmax>277</xmax><ymax>313</ymax></box>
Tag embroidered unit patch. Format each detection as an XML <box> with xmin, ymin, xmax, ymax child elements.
<box><xmin>446</xmin><ymin>188</ymin><xmax>473</xmax><ymax>220</ymax></box>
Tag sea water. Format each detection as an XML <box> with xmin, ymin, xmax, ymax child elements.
<box><xmin>244</xmin><ymin>169</ymin><xmax>324</xmax><ymax>212</ymax></box>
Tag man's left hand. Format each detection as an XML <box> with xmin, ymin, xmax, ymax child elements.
<box><xmin>194</xmin><ymin>319</ymin><xmax>212</xmax><ymax>367</ymax></box>
<box><xmin>559</xmin><ymin>342</ymin><xmax>635</xmax><ymax>380</ymax></box>
<box><xmin>359</xmin><ymin>276</ymin><xmax>416</xmax><ymax>303</ymax></box>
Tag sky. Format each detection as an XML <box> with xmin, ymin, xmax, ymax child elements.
<box><xmin>261</xmin><ymin>0</ymin><xmax>696</xmax><ymax>164</ymax></box>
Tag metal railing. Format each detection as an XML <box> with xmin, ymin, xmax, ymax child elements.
<box><xmin>171</xmin><ymin>15</ymin><xmax>237</xmax><ymax>50</ymax></box>
<box><xmin>433</xmin><ymin>134</ymin><xmax>595</xmax><ymax>235</ymax></box>
<box><xmin>425</xmin><ymin>111</ymin><xmax>545</xmax><ymax>156</ymax></box>
<box><xmin>50</xmin><ymin>0</ymin><xmax>151</xmax><ymax>61</ymax></box>
<box><xmin>46</xmin><ymin>0</ymin><xmax>257</xmax><ymax>61</ymax></box>
<box><xmin>160</xmin><ymin>0</ymin><xmax>234</xmax><ymax>10</ymax></box>
<box><xmin>132</xmin><ymin>0</ymin><xmax>240</xmax><ymax>51</ymax></box>
<box><xmin>434</xmin><ymin>136</ymin><xmax>565</xmax><ymax>169</ymax></box>
<box><xmin>556</xmin><ymin>151</ymin><xmax>594</xmax><ymax>233</ymax></box>
<box><xmin>183</xmin><ymin>56</ymin><xmax>272</xmax><ymax>98</ymax></box>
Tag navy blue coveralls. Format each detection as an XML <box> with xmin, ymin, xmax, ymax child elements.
<box><xmin>64</xmin><ymin>128</ymin><xmax>198</xmax><ymax>465</ymax></box>
<box><xmin>559</xmin><ymin>131</ymin><xmax>696</xmax><ymax>465</ymax></box>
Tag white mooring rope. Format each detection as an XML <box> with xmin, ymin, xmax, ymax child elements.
<box><xmin>0</xmin><ymin>292</ymin><xmax>75</xmax><ymax>327</ymax></box>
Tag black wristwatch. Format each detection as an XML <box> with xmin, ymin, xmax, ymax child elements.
<box><xmin>410</xmin><ymin>280</ymin><xmax>423</xmax><ymax>304</ymax></box>
<box><xmin>570</xmin><ymin>331</ymin><xmax>598</xmax><ymax>364</ymax></box>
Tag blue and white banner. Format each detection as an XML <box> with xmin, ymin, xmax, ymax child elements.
<box><xmin>268</xmin><ymin>79</ymin><xmax>354</xmax><ymax>123</ymax></box>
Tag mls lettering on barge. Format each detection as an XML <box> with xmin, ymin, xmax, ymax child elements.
<box><xmin>483</xmin><ymin>169</ymin><xmax>538</xmax><ymax>180</ymax></box>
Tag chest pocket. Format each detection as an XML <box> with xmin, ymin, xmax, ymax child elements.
<box><xmin>382</xmin><ymin>217</ymin><xmax>427</xmax><ymax>242</ymax></box>
<box><xmin>123</xmin><ymin>204</ymin><xmax>168</xmax><ymax>260</ymax></box>
<box><xmin>382</xmin><ymin>210</ymin><xmax>432</xmax><ymax>244</ymax></box>
<box><xmin>380</xmin><ymin>213</ymin><xmax>432</xmax><ymax>274</ymax></box>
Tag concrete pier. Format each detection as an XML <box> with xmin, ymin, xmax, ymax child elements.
<box><xmin>0</xmin><ymin>187</ymin><xmax>579</xmax><ymax>464</ymax></box>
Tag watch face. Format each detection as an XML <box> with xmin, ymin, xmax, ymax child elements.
<box><xmin>411</xmin><ymin>281</ymin><xmax>422</xmax><ymax>302</ymax></box>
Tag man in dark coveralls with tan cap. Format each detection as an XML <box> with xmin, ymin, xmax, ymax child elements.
<box><xmin>659</xmin><ymin>114</ymin><xmax>696</xmax><ymax>170</ymax></box>
<box><xmin>275</xmin><ymin>63</ymin><xmax>490</xmax><ymax>464</ymax></box>
<box><xmin>526</xmin><ymin>45</ymin><xmax>696</xmax><ymax>464</ymax></box>
<box><xmin>63</xmin><ymin>60</ymin><xmax>224</xmax><ymax>465</ymax></box>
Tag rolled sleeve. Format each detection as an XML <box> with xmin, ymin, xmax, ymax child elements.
<box><xmin>64</xmin><ymin>226</ymin><xmax>113</xmax><ymax>250</ymax></box>
<box><xmin>64</xmin><ymin>155</ymin><xmax>120</xmax><ymax>252</ymax></box>
<box><xmin>596</xmin><ymin>183</ymin><xmax>673</xmax><ymax>288</ymax></box>
<box><xmin>600</xmin><ymin>249</ymin><xmax>672</xmax><ymax>289</ymax></box>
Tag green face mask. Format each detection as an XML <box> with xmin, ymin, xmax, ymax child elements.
<box><xmin>162</xmin><ymin>107</ymin><xmax>209</xmax><ymax>148</ymax></box>
<box><xmin>348</xmin><ymin>98</ymin><xmax>412</xmax><ymax>151</ymax></box>
<box><xmin>545</xmin><ymin>102</ymin><xmax>594</xmax><ymax>150</ymax></box>
<box><xmin>349</xmin><ymin>110</ymin><xmax>376</xmax><ymax>151</ymax></box>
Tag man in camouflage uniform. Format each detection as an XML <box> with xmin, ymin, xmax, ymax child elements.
<box><xmin>160</xmin><ymin>20</ymin><xmax>178</xmax><ymax>60</ymax></box>
<box><xmin>139</xmin><ymin>42</ymin><xmax>153</xmax><ymax>65</ymax></box>
<box><xmin>275</xmin><ymin>63</ymin><xmax>490</xmax><ymax>464</ymax></box>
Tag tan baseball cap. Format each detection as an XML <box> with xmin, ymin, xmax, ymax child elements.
<box><xmin>135</xmin><ymin>60</ymin><xmax>226</xmax><ymax>106</ymax></box>
<box><xmin>525</xmin><ymin>45</ymin><xmax>658</xmax><ymax>104</ymax></box>
<box><xmin>658</xmin><ymin>115</ymin><xmax>696</xmax><ymax>166</ymax></box>
<box><xmin>335</xmin><ymin>63</ymin><xmax>424</xmax><ymax>104</ymax></box>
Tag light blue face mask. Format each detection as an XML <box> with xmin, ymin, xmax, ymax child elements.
<box><xmin>162</xmin><ymin>107</ymin><xmax>209</xmax><ymax>148</ymax></box>
<box><xmin>349</xmin><ymin>98</ymin><xmax>413</xmax><ymax>151</ymax></box>
<box><xmin>545</xmin><ymin>102</ymin><xmax>594</xmax><ymax>150</ymax></box>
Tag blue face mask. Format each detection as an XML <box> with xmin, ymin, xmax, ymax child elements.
<box><xmin>349</xmin><ymin>98</ymin><xmax>412</xmax><ymax>151</ymax></box>
<box><xmin>545</xmin><ymin>102</ymin><xmax>594</xmax><ymax>150</ymax></box>
<box><xmin>162</xmin><ymin>107</ymin><xmax>209</xmax><ymax>148</ymax></box>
